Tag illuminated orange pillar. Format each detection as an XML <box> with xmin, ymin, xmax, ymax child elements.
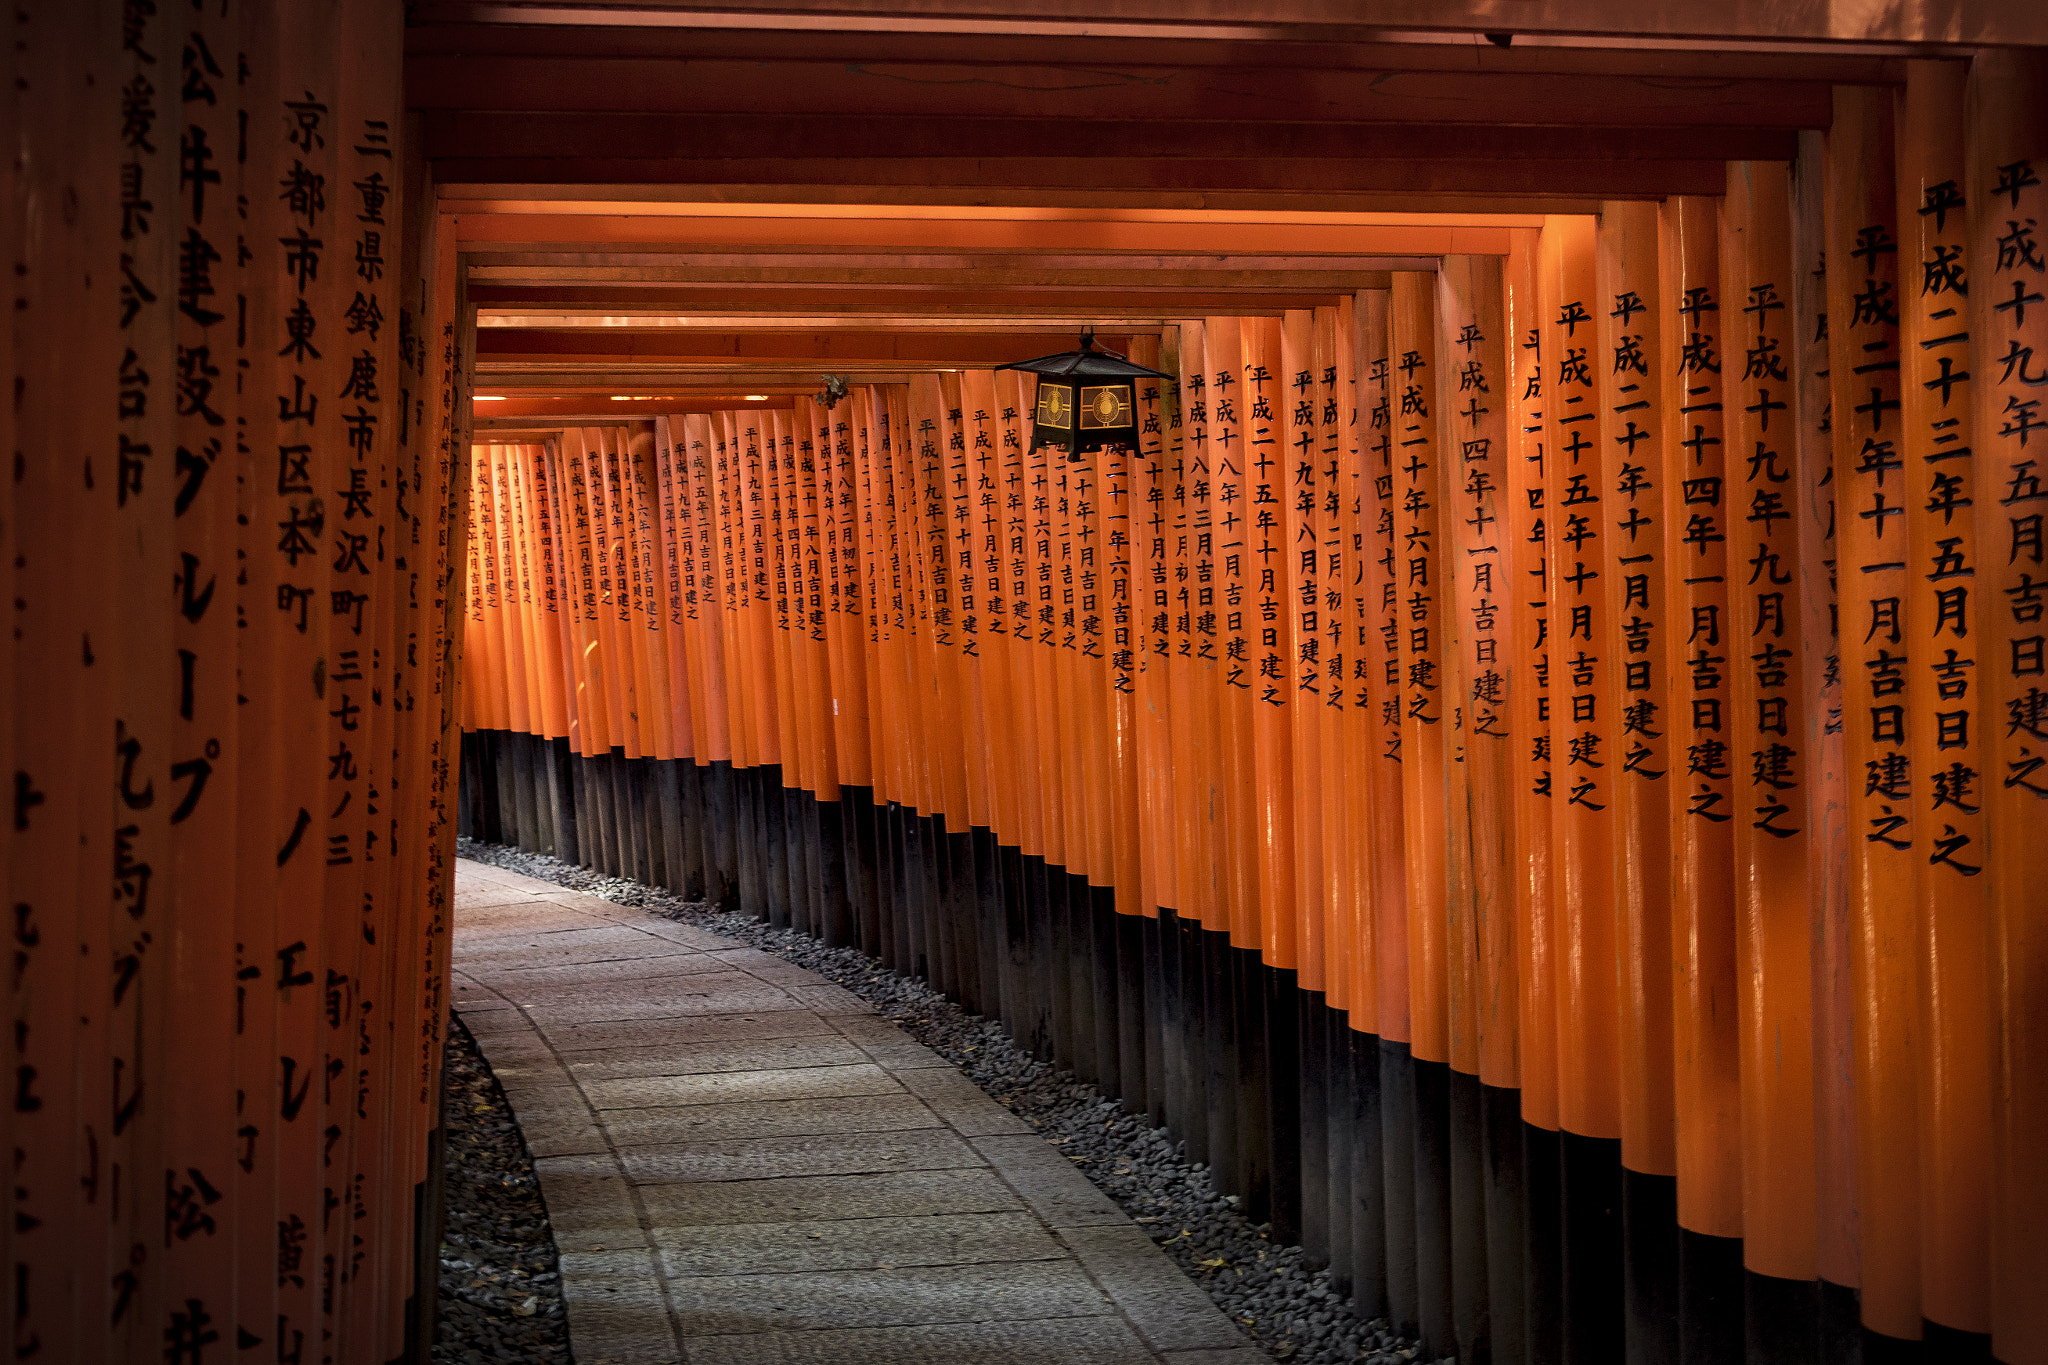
<box><xmin>1504</xmin><ymin>231</ymin><xmax>1559</xmax><ymax>1132</ymax></box>
<box><xmin>1657</xmin><ymin>195</ymin><xmax>1743</xmax><ymax>1239</ymax></box>
<box><xmin>1595</xmin><ymin>201</ymin><xmax>1677</xmax><ymax>1180</ymax></box>
<box><xmin>1358</xmin><ymin>291</ymin><xmax>1409</xmax><ymax>1047</ymax></box>
<box><xmin>1436</xmin><ymin>256</ymin><xmax>1515</xmax><ymax>1085</ymax></box>
<box><xmin>1539</xmin><ymin>215</ymin><xmax>1622</xmax><ymax>1143</ymax></box>
<box><xmin>1823</xmin><ymin>86</ymin><xmax>1913</xmax><ymax>1313</ymax></box>
<box><xmin>1894</xmin><ymin>58</ymin><xmax>1994</xmax><ymax>1339</ymax></box>
<box><xmin>1966</xmin><ymin>49</ymin><xmax>2048</xmax><ymax>1365</ymax></box>
<box><xmin>1243</xmin><ymin>314</ymin><xmax>1298</xmax><ymax>967</ymax></box>
<box><xmin>1391</xmin><ymin>273</ymin><xmax>1450</xmax><ymax>1068</ymax></box>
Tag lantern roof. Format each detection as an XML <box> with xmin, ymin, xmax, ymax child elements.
<box><xmin>996</xmin><ymin>330</ymin><xmax>1172</xmax><ymax>383</ymax></box>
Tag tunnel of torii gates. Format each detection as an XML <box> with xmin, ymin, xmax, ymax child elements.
<box><xmin>5</xmin><ymin>0</ymin><xmax>2048</xmax><ymax>1362</ymax></box>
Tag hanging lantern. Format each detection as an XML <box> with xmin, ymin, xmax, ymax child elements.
<box><xmin>998</xmin><ymin>330</ymin><xmax>1172</xmax><ymax>462</ymax></box>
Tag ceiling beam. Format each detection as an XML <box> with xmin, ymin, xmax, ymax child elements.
<box><xmin>404</xmin><ymin>22</ymin><xmax>1907</xmax><ymax>83</ymax></box>
<box><xmin>405</xmin><ymin>3</ymin><xmax>2025</xmax><ymax>48</ymax></box>
<box><xmin>475</xmin><ymin>311</ymin><xmax>1236</xmax><ymax>329</ymax></box>
<box><xmin>434</xmin><ymin>156</ymin><xmax>1725</xmax><ymax>197</ymax></box>
<box><xmin>462</xmin><ymin>263</ymin><xmax>1409</xmax><ymax>289</ymax></box>
<box><xmin>436</xmin><ymin>184</ymin><xmax>1629</xmax><ymax>215</ymax></box>
<box><xmin>405</xmin><ymin>54</ymin><xmax>1838</xmax><ymax>129</ymax></box>
<box><xmin>464</xmin><ymin>285</ymin><xmax>1357</xmax><ymax>313</ymax></box>
<box><xmin>423</xmin><ymin>111</ymin><xmax>1791</xmax><ymax>164</ymax></box>
<box><xmin>474</xmin><ymin>396</ymin><xmax>797</xmax><ymax>418</ymax></box>
<box><xmin>474</xmin><ymin>366</ymin><xmax>1013</xmax><ymax>387</ymax></box>
<box><xmin>475</xmin><ymin>327</ymin><xmax>1144</xmax><ymax>363</ymax></box>
<box><xmin>442</xmin><ymin>211</ymin><xmax>1525</xmax><ymax>255</ymax></box>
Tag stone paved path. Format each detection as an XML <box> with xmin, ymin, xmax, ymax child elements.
<box><xmin>451</xmin><ymin>858</ymin><xmax>1268</xmax><ymax>1365</ymax></box>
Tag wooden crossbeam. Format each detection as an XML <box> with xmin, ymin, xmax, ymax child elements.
<box><xmin>466</xmin><ymin>285</ymin><xmax>1348</xmax><ymax>312</ymax></box>
<box><xmin>475</xmin><ymin>327</ymin><xmax>1144</xmax><ymax>363</ymax></box>
<box><xmin>422</xmin><ymin>109</ymin><xmax>1787</xmax><ymax>166</ymax></box>
<box><xmin>430</xmin><ymin>153</ymin><xmax>1728</xmax><ymax>197</ymax></box>
<box><xmin>404</xmin><ymin>21</ymin><xmax>1906</xmax><ymax>83</ymax></box>
<box><xmin>405</xmin><ymin>2</ymin><xmax>2022</xmax><ymax>49</ymax></box>
<box><xmin>436</xmin><ymin>184</ymin><xmax>1629</xmax><ymax>214</ymax></box>
<box><xmin>405</xmin><ymin>53</ymin><xmax>1840</xmax><ymax>128</ymax></box>
<box><xmin>442</xmin><ymin>210</ymin><xmax>1526</xmax><ymax>255</ymax></box>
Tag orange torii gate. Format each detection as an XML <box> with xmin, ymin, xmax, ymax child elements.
<box><xmin>459</xmin><ymin>59</ymin><xmax>2048</xmax><ymax>1351</ymax></box>
<box><xmin>7</xmin><ymin>3</ymin><xmax>2048</xmax><ymax>1360</ymax></box>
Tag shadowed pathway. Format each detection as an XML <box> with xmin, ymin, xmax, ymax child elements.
<box><xmin>451</xmin><ymin>858</ymin><xmax>1269</xmax><ymax>1365</ymax></box>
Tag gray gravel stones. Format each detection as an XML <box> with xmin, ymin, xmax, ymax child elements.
<box><xmin>454</xmin><ymin>837</ymin><xmax>1438</xmax><ymax>1365</ymax></box>
<box><xmin>434</xmin><ymin>1012</ymin><xmax>573</xmax><ymax>1365</ymax></box>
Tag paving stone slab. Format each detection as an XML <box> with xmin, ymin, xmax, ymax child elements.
<box><xmin>511</xmin><ymin>1110</ymin><xmax>615</xmax><ymax>1159</ymax></box>
<box><xmin>608</xmin><ymin>1126</ymin><xmax>983</xmax><ymax>1184</ymax></box>
<box><xmin>463</xmin><ymin>953</ymin><xmax>727</xmax><ymax>990</ymax></box>
<box><xmin>446</xmin><ymin>987</ymin><xmax>517</xmax><ymax>1016</ymax></box>
<box><xmin>654</xmin><ymin>1211</ymin><xmax>1066</xmax><ymax>1277</ymax></box>
<box><xmin>453</xmin><ymin>887</ymin><xmax>551</xmax><ymax>911</ymax></box>
<box><xmin>971</xmin><ymin>1134</ymin><xmax>1132</xmax><ymax>1228</ymax></box>
<box><xmin>453</xmin><ymin>907</ymin><xmax>604</xmax><ymax>935</ymax></box>
<box><xmin>555</xmin><ymin>1244</ymin><xmax>666</xmax><ymax>1283</ymax></box>
<box><xmin>785</xmin><ymin>982</ymin><xmax>873</xmax><ymax>1014</ymax></box>
<box><xmin>679</xmin><ymin>1317</ymin><xmax>1155</xmax><ymax>1365</ymax></box>
<box><xmin>582</xmin><ymin>1063</ymin><xmax>902</xmax><ymax>1111</ymax></box>
<box><xmin>897</xmin><ymin>1066</ymin><xmax>1036</xmax><ymax>1135</ymax></box>
<box><xmin>827</xmin><ymin>1012</ymin><xmax>956</xmax><ymax>1070</ymax></box>
<box><xmin>455</xmin><ymin>925</ymin><xmax>662</xmax><ymax>958</ymax></box>
<box><xmin>450</xmin><ymin>1005</ymin><xmax>531</xmax><ymax>1036</ymax></box>
<box><xmin>563</xmin><ymin>1034</ymin><xmax>868</xmax><ymax>1081</ymax></box>
<box><xmin>636</xmin><ymin>1168</ymin><xmax>1025</xmax><ymax>1228</ymax></box>
<box><xmin>515</xmin><ymin>994</ymin><xmax>816</xmax><ymax>1025</ymax></box>
<box><xmin>529</xmin><ymin>1167</ymin><xmax>644</xmax><ymax>1239</ymax></box>
<box><xmin>680</xmin><ymin>1316</ymin><xmax>1158</xmax><ymax>1365</ymax></box>
<box><xmin>481</xmin><ymin>1081</ymin><xmax>586</xmax><ymax>1117</ymax></box>
<box><xmin>661</xmin><ymin>1258</ymin><xmax>1110</xmax><ymax>1335</ymax></box>
<box><xmin>1057</xmin><ymin>1225</ymin><xmax>1252</xmax><ymax>1354</ymax></box>
<box><xmin>492</xmin><ymin>970</ymin><xmax>792</xmax><ymax>1007</ymax></box>
<box><xmin>548</xmin><ymin>1012</ymin><xmax>839</xmax><ymax>1052</ymax></box>
<box><xmin>705</xmin><ymin>945</ymin><xmax>809</xmax><ymax>976</ymax></box>
<box><xmin>537</xmin><ymin>889</ymin><xmax>642</xmax><ymax>912</ymax></box>
<box><xmin>562</xmin><ymin>1292</ymin><xmax>682</xmax><ymax>1365</ymax></box>
<box><xmin>598</xmin><ymin>1093</ymin><xmax>940</xmax><ymax>1147</ymax></box>
<box><xmin>624</xmin><ymin>919</ymin><xmax>737</xmax><ymax>951</ymax></box>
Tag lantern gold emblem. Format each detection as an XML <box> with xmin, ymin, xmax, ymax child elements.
<box><xmin>1079</xmin><ymin>385</ymin><xmax>1130</xmax><ymax>429</ymax></box>
<box><xmin>999</xmin><ymin>330</ymin><xmax>1171</xmax><ymax>461</ymax></box>
<box><xmin>1036</xmin><ymin>383</ymin><xmax>1073</xmax><ymax>429</ymax></box>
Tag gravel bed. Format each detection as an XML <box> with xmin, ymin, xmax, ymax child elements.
<box><xmin>455</xmin><ymin>836</ymin><xmax>1438</xmax><ymax>1364</ymax></box>
<box><xmin>433</xmin><ymin>1011</ymin><xmax>572</xmax><ymax>1365</ymax></box>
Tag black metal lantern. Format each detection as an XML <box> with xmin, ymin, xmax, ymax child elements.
<box><xmin>998</xmin><ymin>330</ymin><xmax>1172</xmax><ymax>462</ymax></box>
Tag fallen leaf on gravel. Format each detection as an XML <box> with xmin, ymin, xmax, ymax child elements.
<box><xmin>511</xmin><ymin>1296</ymin><xmax>537</xmax><ymax>1318</ymax></box>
